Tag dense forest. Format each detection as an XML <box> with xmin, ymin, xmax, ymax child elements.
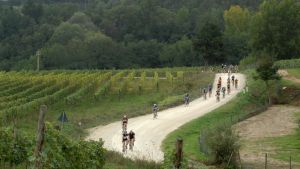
<box><xmin>0</xmin><ymin>0</ymin><xmax>299</xmax><ymax>70</ymax></box>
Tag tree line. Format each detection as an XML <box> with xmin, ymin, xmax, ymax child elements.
<box><xmin>0</xmin><ymin>0</ymin><xmax>299</xmax><ymax>70</ymax></box>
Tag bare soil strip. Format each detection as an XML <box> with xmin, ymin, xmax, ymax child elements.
<box><xmin>234</xmin><ymin>105</ymin><xmax>300</xmax><ymax>169</ymax></box>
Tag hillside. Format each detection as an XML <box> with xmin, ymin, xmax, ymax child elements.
<box><xmin>0</xmin><ymin>0</ymin><xmax>262</xmax><ymax>70</ymax></box>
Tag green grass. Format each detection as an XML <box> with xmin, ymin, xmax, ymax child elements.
<box><xmin>269</xmin><ymin>134</ymin><xmax>300</xmax><ymax>162</ymax></box>
<box><xmin>13</xmin><ymin>72</ymin><xmax>214</xmax><ymax>139</ymax></box>
<box><xmin>104</xmin><ymin>151</ymin><xmax>161</xmax><ymax>169</ymax></box>
<box><xmin>287</xmin><ymin>69</ymin><xmax>300</xmax><ymax>79</ymax></box>
<box><xmin>262</xmin><ymin>112</ymin><xmax>300</xmax><ymax>163</ymax></box>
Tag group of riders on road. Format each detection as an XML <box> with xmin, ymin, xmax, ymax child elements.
<box><xmin>213</xmin><ymin>64</ymin><xmax>239</xmax><ymax>102</ymax></box>
<box><xmin>120</xmin><ymin>64</ymin><xmax>238</xmax><ymax>153</ymax></box>
<box><xmin>121</xmin><ymin>115</ymin><xmax>135</xmax><ymax>153</ymax></box>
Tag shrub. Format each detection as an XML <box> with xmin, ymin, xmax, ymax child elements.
<box><xmin>200</xmin><ymin>124</ymin><xmax>240</xmax><ymax>168</ymax></box>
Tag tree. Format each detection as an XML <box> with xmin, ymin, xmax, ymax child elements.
<box><xmin>127</xmin><ymin>40</ymin><xmax>162</xmax><ymax>68</ymax></box>
<box><xmin>194</xmin><ymin>22</ymin><xmax>224</xmax><ymax>65</ymax></box>
<box><xmin>68</xmin><ymin>12</ymin><xmax>97</xmax><ymax>31</ymax></box>
<box><xmin>49</xmin><ymin>22</ymin><xmax>86</xmax><ymax>45</ymax></box>
<box><xmin>256</xmin><ymin>53</ymin><xmax>280</xmax><ymax>105</ymax></box>
<box><xmin>22</xmin><ymin>0</ymin><xmax>43</xmax><ymax>22</ymax></box>
<box><xmin>223</xmin><ymin>5</ymin><xmax>252</xmax><ymax>64</ymax></box>
<box><xmin>224</xmin><ymin>5</ymin><xmax>251</xmax><ymax>36</ymax></box>
<box><xmin>251</xmin><ymin>0</ymin><xmax>300</xmax><ymax>60</ymax></box>
<box><xmin>160</xmin><ymin>36</ymin><xmax>197</xmax><ymax>66</ymax></box>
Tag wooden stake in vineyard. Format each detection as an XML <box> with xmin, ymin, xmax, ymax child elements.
<box><xmin>36</xmin><ymin>51</ymin><xmax>41</xmax><ymax>72</ymax></box>
<box><xmin>34</xmin><ymin>105</ymin><xmax>47</xmax><ymax>169</ymax></box>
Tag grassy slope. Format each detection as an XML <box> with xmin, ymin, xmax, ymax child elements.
<box><xmin>261</xmin><ymin>69</ymin><xmax>300</xmax><ymax>163</ymax></box>
<box><xmin>162</xmin><ymin>71</ymin><xmax>268</xmax><ymax>162</ymax></box>
<box><xmin>286</xmin><ymin>69</ymin><xmax>300</xmax><ymax>79</ymax></box>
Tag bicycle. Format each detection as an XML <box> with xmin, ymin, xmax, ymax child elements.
<box><xmin>122</xmin><ymin>123</ymin><xmax>127</xmax><ymax>132</ymax></box>
<box><xmin>129</xmin><ymin>139</ymin><xmax>135</xmax><ymax>151</ymax></box>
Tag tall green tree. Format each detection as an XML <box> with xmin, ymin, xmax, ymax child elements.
<box><xmin>194</xmin><ymin>22</ymin><xmax>224</xmax><ymax>65</ymax></box>
<box><xmin>251</xmin><ymin>0</ymin><xmax>300</xmax><ymax>60</ymax></box>
<box><xmin>160</xmin><ymin>36</ymin><xmax>197</xmax><ymax>66</ymax></box>
<box><xmin>22</xmin><ymin>0</ymin><xmax>43</xmax><ymax>22</ymax></box>
<box><xmin>223</xmin><ymin>5</ymin><xmax>252</xmax><ymax>63</ymax></box>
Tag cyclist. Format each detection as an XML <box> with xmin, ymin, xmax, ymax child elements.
<box><xmin>122</xmin><ymin>115</ymin><xmax>128</xmax><ymax>132</ymax></box>
<box><xmin>202</xmin><ymin>87</ymin><xmax>207</xmax><ymax>100</ymax></box>
<box><xmin>184</xmin><ymin>93</ymin><xmax>190</xmax><ymax>106</ymax></box>
<box><xmin>218</xmin><ymin>77</ymin><xmax>222</xmax><ymax>89</ymax></box>
<box><xmin>216</xmin><ymin>90</ymin><xmax>220</xmax><ymax>102</ymax></box>
<box><xmin>122</xmin><ymin>131</ymin><xmax>129</xmax><ymax>153</ymax></box>
<box><xmin>221</xmin><ymin>87</ymin><xmax>226</xmax><ymax>98</ymax></box>
<box><xmin>128</xmin><ymin>130</ymin><xmax>135</xmax><ymax>151</ymax></box>
<box><xmin>235</xmin><ymin>79</ymin><xmax>238</xmax><ymax>89</ymax></box>
<box><xmin>208</xmin><ymin>84</ymin><xmax>212</xmax><ymax>97</ymax></box>
<box><xmin>227</xmin><ymin>82</ymin><xmax>231</xmax><ymax>94</ymax></box>
<box><xmin>153</xmin><ymin>104</ymin><xmax>159</xmax><ymax>119</ymax></box>
<box><xmin>235</xmin><ymin>65</ymin><xmax>239</xmax><ymax>73</ymax></box>
<box><xmin>231</xmin><ymin>75</ymin><xmax>235</xmax><ymax>86</ymax></box>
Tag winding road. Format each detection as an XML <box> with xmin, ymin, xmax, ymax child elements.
<box><xmin>86</xmin><ymin>73</ymin><xmax>246</xmax><ymax>162</ymax></box>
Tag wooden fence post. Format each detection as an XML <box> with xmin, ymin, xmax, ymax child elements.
<box><xmin>238</xmin><ymin>150</ymin><xmax>242</xmax><ymax>169</ymax></box>
<box><xmin>290</xmin><ymin>156</ymin><xmax>292</xmax><ymax>169</ymax></box>
<box><xmin>174</xmin><ymin>138</ymin><xmax>183</xmax><ymax>169</ymax></box>
<box><xmin>34</xmin><ymin>105</ymin><xmax>47</xmax><ymax>169</ymax></box>
<box><xmin>265</xmin><ymin>153</ymin><xmax>268</xmax><ymax>169</ymax></box>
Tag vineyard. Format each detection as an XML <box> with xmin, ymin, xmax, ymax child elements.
<box><xmin>0</xmin><ymin>67</ymin><xmax>215</xmax><ymax>168</ymax></box>
<box><xmin>0</xmin><ymin>68</ymin><xmax>215</xmax><ymax>131</ymax></box>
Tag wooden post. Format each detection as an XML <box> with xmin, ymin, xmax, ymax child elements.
<box><xmin>238</xmin><ymin>150</ymin><xmax>242</xmax><ymax>169</ymax></box>
<box><xmin>174</xmin><ymin>138</ymin><xmax>183</xmax><ymax>169</ymax></box>
<box><xmin>36</xmin><ymin>51</ymin><xmax>40</xmax><ymax>72</ymax></box>
<box><xmin>34</xmin><ymin>105</ymin><xmax>47</xmax><ymax>169</ymax></box>
<box><xmin>227</xmin><ymin>151</ymin><xmax>234</xmax><ymax>167</ymax></box>
<box><xmin>138</xmin><ymin>84</ymin><xmax>142</xmax><ymax>95</ymax></box>
<box><xmin>265</xmin><ymin>153</ymin><xmax>268</xmax><ymax>169</ymax></box>
<box><xmin>13</xmin><ymin>112</ymin><xmax>17</xmax><ymax>139</ymax></box>
<box><xmin>290</xmin><ymin>156</ymin><xmax>292</xmax><ymax>169</ymax></box>
<box><xmin>118</xmin><ymin>89</ymin><xmax>121</xmax><ymax>101</ymax></box>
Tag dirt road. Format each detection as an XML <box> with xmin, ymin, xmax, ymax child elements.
<box><xmin>86</xmin><ymin>73</ymin><xmax>246</xmax><ymax>162</ymax></box>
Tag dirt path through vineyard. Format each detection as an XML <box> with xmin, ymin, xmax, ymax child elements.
<box><xmin>86</xmin><ymin>73</ymin><xmax>246</xmax><ymax>162</ymax></box>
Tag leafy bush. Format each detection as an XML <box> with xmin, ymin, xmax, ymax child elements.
<box><xmin>0</xmin><ymin>123</ymin><xmax>106</xmax><ymax>169</ymax></box>
<box><xmin>0</xmin><ymin>127</ymin><xmax>33</xmax><ymax>166</ymax></box>
<box><xmin>35</xmin><ymin>123</ymin><xmax>106</xmax><ymax>169</ymax></box>
<box><xmin>200</xmin><ymin>124</ymin><xmax>240</xmax><ymax>168</ymax></box>
<box><xmin>239</xmin><ymin>55</ymin><xmax>257</xmax><ymax>70</ymax></box>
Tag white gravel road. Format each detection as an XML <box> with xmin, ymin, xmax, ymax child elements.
<box><xmin>86</xmin><ymin>73</ymin><xmax>245</xmax><ymax>162</ymax></box>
